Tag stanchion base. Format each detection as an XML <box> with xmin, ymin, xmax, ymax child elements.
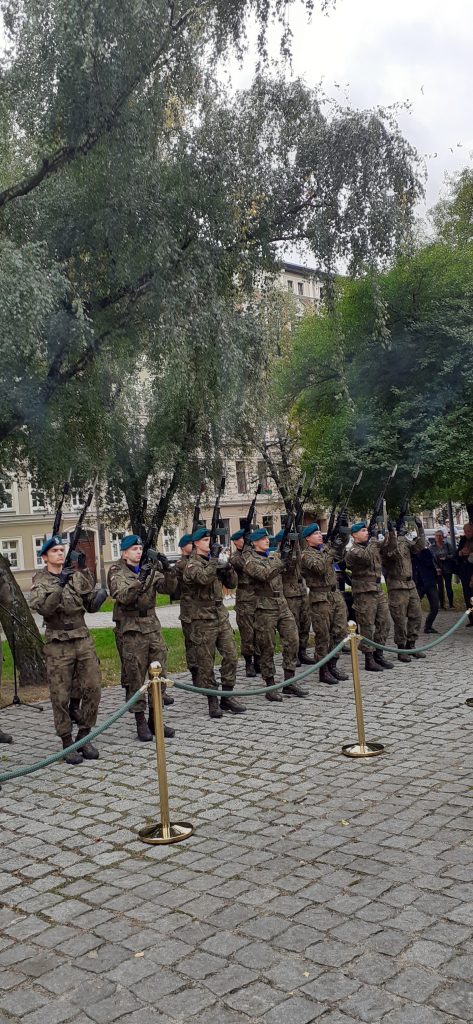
<box><xmin>342</xmin><ymin>741</ymin><xmax>385</xmax><ymax>758</ymax></box>
<box><xmin>465</xmin><ymin>698</ymin><xmax>473</xmax><ymax>708</ymax></box>
<box><xmin>138</xmin><ymin>821</ymin><xmax>194</xmax><ymax>845</ymax></box>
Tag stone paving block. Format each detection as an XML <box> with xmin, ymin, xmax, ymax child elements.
<box><xmin>302</xmin><ymin>970</ymin><xmax>361</xmax><ymax>1002</ymax></box>
<box><xmin>20</xmin><ymin>952</ymin><xmax>67</xmax><ymax>978</ymax></box>
<box><xmin>21</xmin><ymin>1001</ymin><xmax>82</xmax><ymax>1024</ymax></box>
<box><xmin>386</xmin><ymin>965</ymin><xmax>443</xmax><ymax>1002</ymax></box>
<box><xmin>404</xmin><ymin>940</ymin><xmax>453</xmax><ymax>969</ymax></box>
<box><xmin>262</xmin><ymin>994</ymin><xmax>327</xmax><ymax>1023</ymax></box>
<box><xmin>75</xmin><ymin>944</ymin><xmax>130</xmax><ymax>974</ymax></box>
<box><xmin>234</xmin><ymin>941</ymin><xmax>281</xmax><ymax>970</ymax></box>
<box><xmin>274</xmin><ymin>924</ymin><xmax>323</xmax><ymax>952</ymax></box>
<box><xmin>0</xmin><ymin>986</ymin><xmax>47</xmax><ymax>1016</ymax></box>
<box><xmin>383</xmin><ymin>1007</ymin><xmax>451</xmax><ymax>1024</ymax></box>
<box><xmin>224</xmin><ymin>980</ymin><xmax>285</xmax><ymax>1017</ymax></box>
<box><xmin>432</xmin><ymin>980</ymin><xmax>473</xmax><ymax>1020</ymax></box>
<box><xmin>160</xmin><ymin>984</ymin><xmax>217</xmax><ymax>1019</ymax></box>
<box><xmin>306</xmin><ymin>941</ymin><xmax>358</xmax><ymax>968</ymax></box>
<box><xmin>339</xmin><ymin>982</ymin><xmax>401</xmax><ymax>1022</ymax></box>
<box><xmin>239</xmin><ymin>916</ymin><xmax>289</xmax><ymax>940</ymax></box>
<box><xmin>84</xmin><ymin>987</ymin><xmax>142</xmax><ymax>1024</ymax></box>
<box><xmin>204</xmin><ymin>963</ymin><xmax>259</xmax><ymax>996</ymax></box>
<box><xmin>177</xmin><ymin>952</ymin><xmax>225</xmax><ymax>980</ymax></box>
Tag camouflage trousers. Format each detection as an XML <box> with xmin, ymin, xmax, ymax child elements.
<box><xmin>352</xmin><ymin>588</ymin><xmax>391</xmax><ymax>653</ymax></box>
<box><xmin>387</xmin><ymin>587</ymin><xmax>422</xmax><ymax>647</ymax></box>
<box><xmin>114</xmin><ymin>627</ymin><xmax>168</xmax><ymax>715</ymax></box>
<box><xmin>309</xmin><ymin>589</ymin><xmax>347</xmax><ymax>662</ymax></box>
<box><xmin>188</xmin><ymin>616</ymin><xmax>237</xmax><ymax>691</ymax></box>
<box><xmin>235</xmin><ymin>600</ymin><xmax>259</xmax><ymax>658</ymax></box>
<box><xmin>285</xmin><ymin>593</ymin><xmax>311</xmax><ymax>650</ymax></box>
<box><xmin>45</xmin><ymin>636</ymin><xmax>101</xmax><ymax>740</ymax></box>
<box><xmin>181</xmin><ymin>620</ymin><xmax>198</xmax><ymax>672</ymax></box>
<box><xmin>254</xmin><ymin>603</ymin><xmax>299</xmax><ymax>679</ymax></box>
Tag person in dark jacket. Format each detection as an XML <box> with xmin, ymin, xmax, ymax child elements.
<box><xmin>412</xmin><ymin>545</ymin><xmax>440</xmax><ymax>633</ymax></box>
<box><xmin>432</xmin><ymin>530</ymin><xmax>455</xmax><ymax>609</ymax></box>
<box><xmin>457</xmin><ymin>523</ymin><xmax>473</xmax><ymax>616</ymax></box>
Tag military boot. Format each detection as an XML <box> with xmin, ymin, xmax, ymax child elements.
<box><xmin>328</xmin><ymin>658</ymin><xmax>349</xmax><ymax>681</ymax></box>
<box><xmin>208</xmin><ymin>695</ymin><xmax>223</xmax><ymax>719</ymax></box>
<box><xmin>406</xmin><ymin>640</ymin><xmax>426</xmax><ymax>659</ymax></box>
<box><xmin>76</xmin><ymin>728</ymin><xmax>100</xmax><ymax>759</ymax></box>
<box><xmin>0</xmin><ymin>727</ymin><xmax>13</xmax><ymax>744</ymax></box>
<box><xmin>68</xmin><ymin>698</ymin><xmax>81</xmax><ymax>724</ymax></box>
<box><xmin>190</xmin><ymin>667</ymin><xmax>200</xmax><ymax>688</ymax></box>
<box><xmin>364</xmin><ymin>652</ymin><xmax>383</xmax><ymax>672</ymax></box>
<box><xmin>298</xmin><ymin>648</ymin><xmax>315</xmax><ymax>665</ymax></box>
<box><xmin>61</xmin><ymin>734</ymin><xmax>83</xmax><ymax>765</ymax></box>
<box><xmin>147</xmin><ymin>713</ymin><xmax>175</xmax><ymax>738</ymax></box>
<box><xmin>220</xmin><ymin>689</ymin><xmax>247</xmax><ymax>714</ymax></box>
<box><xmin>282</xmin><ymin>669</ymin><xmax>309</xmax><ymax>697</ymax></box>
<box><xmin>319</xmin><ymin>665</ymin><xmax>339</xmax><ymax>685</ymax></box>
<box><xmin>163</xmin><ymin>687</ymin><xmax>174</xmax><ymax>706</ymax></box>
<box><xmin>253</xmin><ymin>655</ymin><xmax>262</xmax><ymax>675</ymax></box>
<box><xmin>264</xmin><ymin>677</ymin><xmax>283</xmax><ymax>702</ymax></box>
<box><xmin>397</xmin><ymin>645</ymin><xmax>412</xmax><ymax>663</ymax></box>
<box><xmin>244</xmin><ymin>655</ymin><xmax>256</xmax><ymax>678</ymax></box>
<box><xmin>374</xmin><ymin>650</ymin><xmax>394</xmax><ymax>669</ymax></box>
<box><xmin>135</xmin><ymin>711</ymin><xmax>153</xmax><ymax>741</ymax></box>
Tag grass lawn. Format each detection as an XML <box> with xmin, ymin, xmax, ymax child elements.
<box><xmin>100</xmin><ymin>594</ymin><xmax>170</xmax><ymax>612</ymax></box>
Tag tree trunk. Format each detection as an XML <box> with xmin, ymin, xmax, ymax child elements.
<box><xmin>0</xmin><ymin>555</ymin><xmax>47</xmax><ymax>687</ymax></box>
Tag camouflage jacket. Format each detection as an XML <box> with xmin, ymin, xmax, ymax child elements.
<box><xmin>29</xmin><ymin>568</ymin><xmax>94</xmax><ymax>641</ymax></box>
<box><xmin>107</xmin><ymin>559</ymin><xmax>174</xmax><ymax>634</ymax></box>
<box><xmin>174</xmin><ymin>554</ymin><xmax>194</xmax><ymax>624</ymax></box>
<box><xmin>301</xmin><ymin>543</ymin><xmax>344</xmax><ymax>602</ymax></box>
<box><xmin>230</xmin><ymin>549</ymin><xmax>256</xmax><ymax>608</ymax></box>
<box><xmin>240</xmin><ymin>549</ymin><xmax>287</xmax><ymax>613</ymax></box>
<box><xmin>182</xmin><ymin>552</ymin><xmax>236</xmax><ymax>623</ymax></box>
<box><xmin>282</xmin><ymin>544</ymin><xmax>308</xmax><ymax>600</ymax></box>
<box><xmin>345</xmin><ymin>538</ymin><xmax>387</xmax><ymax>595</ymax></box>
<box><xmin>381</xmin><ymin>528</ymin><xmax>425</xmax><ymax>591</ymax></box>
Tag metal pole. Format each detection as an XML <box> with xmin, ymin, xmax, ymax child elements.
<box><xmin>138</xmin><ymin>662</ymin><xmax>193</xmax><ymax>845</ymax></box>
<box><xmin>342</xmin><ymin>623</ymin><xmax>385</xmax><ymax>758</ymax></box>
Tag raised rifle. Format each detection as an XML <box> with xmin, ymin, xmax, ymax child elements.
<box><xmin>192</xmin><ymin>481</ymin><xmax>206</xmax><ymax>534</ymax></box>
<box><xmin>396</xmin><ymin>465</ymin><xmax>420</xmax><ymax>532</ymax></box>
<box><xmin>210</xmin><ymin>476</ymin><xmax>226</xmax><ymax>549</ymax></box>
<box><xmin>63</xmin><ymin>478</ymin><xmax>97</xmax><ymax>569</ymax></box>
<box><xmin>368</xmin><ymin>465</ymin><xmax>398</xmax><ymax>533</ymax></box>
<box><xmin>139</xmin><ymin>479</ymin><xmax>168</xmax><ymax>568</ymax></box>
<box><xmin>325</xmin><ymin>485</ymin><xmax>343</xmax><ymax>542</ymax></box>
<box><xmin>294</xmin><ymin>469</ymin><xmax>318</xmax><ymax>534</ymax></box>
<box><xmin>52</xmin><ymin>469</ymin><xmax>72</xmax><ymax>536</ymax></box>
<box><xmin>243</xmin><ymin>483</ymin><xmax>261</xmax><ymax>540</ymax></box>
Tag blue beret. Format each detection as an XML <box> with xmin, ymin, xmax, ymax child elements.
<box><xmin>273</xmin><ymin>530</ymin><xmax>285</xmax><ymax>543</ymax></box>
<box><xmin>39</xmin><ymin>534</ymin><xmax>66</xmax><ymax>557</ymax></box>
<box><xmin>302</xmin><ymin>523</ymin><xmax>320</xmax><ymax>538</ymax></box>
<box><xmin>120</xmin><ymin>534</ymin><xmax>142</xmax><ymax>551</ymax></box>
<box><xmin>351</xmin><ymin>521</ymin><xmax>367</xmax><ymax>534</ymax></box>
<box><xmin>250</xmin><ymin>527</ymin><xmax>269</xmax><ymax>542</ymax></box>
<box><xmin>268</xmin><ymin>537</ymin><xmax>278</xmax><ymax>550</ymax></box>
<box><xmin>231</xmin><ymin>529</ymin><xmax>245</xmax><ymax>541</ymax></box>
<box><xmin>178</xmin><ymin>534</ymin><xmax>193</xmax><ymax>548</ymax></box>
<box><xmin>193</xmin><ymin>527</ymin><xmax>210</xmax><ymax>542</ymax></box>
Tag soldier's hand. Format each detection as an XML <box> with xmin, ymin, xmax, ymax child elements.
<box><xmin>157</xmin><ymin>551</ymin><xmax>170</xmax><ymax>571</ymax></box>
<box><xmin>139</xmin><ymin>562</ymin><xmax>152</xmax><ymax>583</ymax></box>
<box><xmin>280</xmin><ymin>541</ymin><xmax>292</xmax><ymax>561</ymax></box>
<box><xmin>210</xmin><ymin>543</ymin><xmax>221</xmax><ymax>559</ymax></box>
<box><xmin>58</xmin><ymin>565</ymin><xmax>75</xmax><ymax>587</ymax></box>
<box><xmin>387</xmin><ymin>518</ymin><xmax>397</xmax><ymax>533</ymax></box>
<box><xmin>414</xmin><ymin>516</ymin><xmax>423</xmax><ymax>529</ymax></box>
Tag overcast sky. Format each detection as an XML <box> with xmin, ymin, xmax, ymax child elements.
<box><xmin>225</xmin><ymin>0</ymin><xmax>473</xmax><ymax>220</ymax></box>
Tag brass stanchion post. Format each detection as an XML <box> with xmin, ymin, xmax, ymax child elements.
<box><xmin>342</xmin><ymin>622</ymin><xmax>385</xmax><ymax>758</ymax></box>
<box><xmin>138</xmin><ymin>662</ymin><xmax>193</xmax><ymax>845</ymax></box>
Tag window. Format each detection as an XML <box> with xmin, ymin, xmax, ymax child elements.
<box><xmin>162</xmin><ymin>526</ymin><xmax>177</xmax><ymax>554</ymax></box>
<box><xmin>235</xmin><ymin>461</ymin><xmax>247</xmax><ymax>494</ymax></box>
<box><xmin>1</xmin><ymin>538</ymin><xmax>22</xmax><ymax>569</ymax></box>
<box><xmin>110</xmin><ymin>532</ymin><xmax>124</xmax><ymax>560</ymax></box>
<box><xmin>0</xmin><ymin>480</ymin><xmax>14</xmax><ymax>511</ymax></box>
<box><xmin>297</xmin><ymin>282</ymin><xmax>304</xmax><ymax>295</ymax></box>
<box><xmin>287</xmin><ymin>279</ymin><xmax>293</xmax><ymax>291</ymax></box>
<box><xmin>30</xmin><ymin>486</ymin><xmax>50</xmax><ymax>513</ymax></box>
<box><xmin>262</xmin><ymin>515</ymin><xmax>274</xmax><ymax>533</ymax></box>
<box><xmin>70</xmin><ymin>490</ymin><xmax>85</xmax><ymax>510</ymax></box>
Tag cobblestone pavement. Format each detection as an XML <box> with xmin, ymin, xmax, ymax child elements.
<box><xmin>1</xmin><ymin>609</ymin><xmax>473</xmax><ymax>1024</ymax></box>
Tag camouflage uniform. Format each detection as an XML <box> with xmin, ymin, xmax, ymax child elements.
<box><xmin>301</xmin><ymin>543</ymin><xmax>348</xmax><ymax>662</ymax></box>
<box><xmin>175</xmin><ymin>553</ymin><xmax>198</xmax><ymax>673</ymax></box>
<box><xmin>241</xmin><ymin>549</ymin><xmax>298</xmax><ymax>679</ymax></box>
<box><xmin>345</xmin><ymin>538</ymin><xmax>391</xmax><ymax>652</ymax></box>
<box><xmin>182</xmin><ymin>552</ymin><xmax>238</xmax><ymax>691</ymax></box>
<box><xmin>281</xmin><ymin>545</ymin><xmax>311</xmax><ymax>652</ymax></box>
<box><xmin>107</xmin><ymin>560</ymin><xmax>175</xmax><ymax>715</ymax></box>
<box><xmin>230</xmin><ymin>548</ymin><xmax>258</xmax><ymax>659</ymax></box>
<box><xmin>381</xmin><ymin>529</ymin><xmax>424</xmax><ymax>647</ymax></box>
<box><xmin>29</xmin><ymin>568</ymin><xmax>101</xmax><ymax>740</ymax></box>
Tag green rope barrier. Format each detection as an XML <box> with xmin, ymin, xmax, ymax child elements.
<box><xmin>0</xmin><ymin>684</ymin><xmax>147</xmax><ymax>783</ymax></box>
<box><xmin>174</xmin><ymin>640</ymin><xmax>346</xmax><ymax>696</ymax></box>
<box><xmin>360</xmin><ymin>608</ymin><xmax>471</xmax><ymax>654</ymax></box>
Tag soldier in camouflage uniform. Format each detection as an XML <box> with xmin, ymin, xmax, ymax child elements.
<box><xmin>300</xmin><ymin>523</ymin><xmax>349</xmax><ymax>685</ymax></box>
<box><xmin>174</xmin><ymin>533</ymin><xmax>199</xmax><ymax>686</ymax></box>
<box><xmin>0</xmin><ymin>568</ymin><xmax>13</xmax><ymax>745</ymax></box>
<box><xmin>345</xmin><ymin>522</ymin><xmax>394</xmax><ymax>672</ymax></box>
<box><xmin>230</xmin><ymin>528</ymin><xmax>260</xmax><ymax>677</ymax></box>
<box><xmin>241</xmin><ymin>528</ymin><xmax>306</xmax><ymax>699</ymax></box>
<box><xmin>107</xmin><ymin>534</ymin><xmax>176</xmax><ymax>741</ymax></box>
<box><xmin>183</xmin><ymin>527</ymin><xmax>245</xmax><ymax>719</ymax></box>
<box><xmin>381</xmin><ymin>518</ymin><xmax>426</xmax><ymax>662</ymax></box>
<box><xmin>29</xmin><ymin>535</ymin><xmax>101</xmax><ymax>764</ymax></box>
<box><xmin>273</xmin><ymin>530</ymin><xmax>314</xmax><ymax>666</ymax></box>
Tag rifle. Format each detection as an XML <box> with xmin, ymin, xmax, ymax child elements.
<box><xmin>63</xmin><ymin>479</ymin><xmax>97</xmax><ymax>569</ymax></box>
<box><xmin>341</xmin><ymin>469</ymin><xmax>363</xmax><ymax>514</ymax></box>
<box><xmin>210</xmin><ymin>476</ymin><xmax>226</xmax><ymax>548</ymax></box>
<box><xmin>52</xmin><ymin>469</ymin><xmax>72</xmax><ymax>536</ymax></box>
<box><xmin>192</xmin><ymin>481</ymin><xmax>206</xmax><ymax>534</ymax></box>
<box><xmin>368</xmin><ymin>465</ymin><xmax>398</xmax><ymax>533</ymax></box>
<box><xmin>139</xmin><ymin>479</ymin><xmax>168</xmax><ymax>568</ymax></box>
<box><xmin>396</xmin><ymin>465</ymin><xmax>420</xmax><ymax>532</ymax></box>
<box><xmin>325</xmin><ymin>485</ymin><xmax>343</xmax><ymax>542</ymax></box>
<box><xmin>243</xmin><ymin>483</ymin><xmax>261</xmax><ymax>540</ymax></box>
<box><xmin>280</xmin><ymin>479</ymin><xmax>303</xmax><ymax>556</ymax></box>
